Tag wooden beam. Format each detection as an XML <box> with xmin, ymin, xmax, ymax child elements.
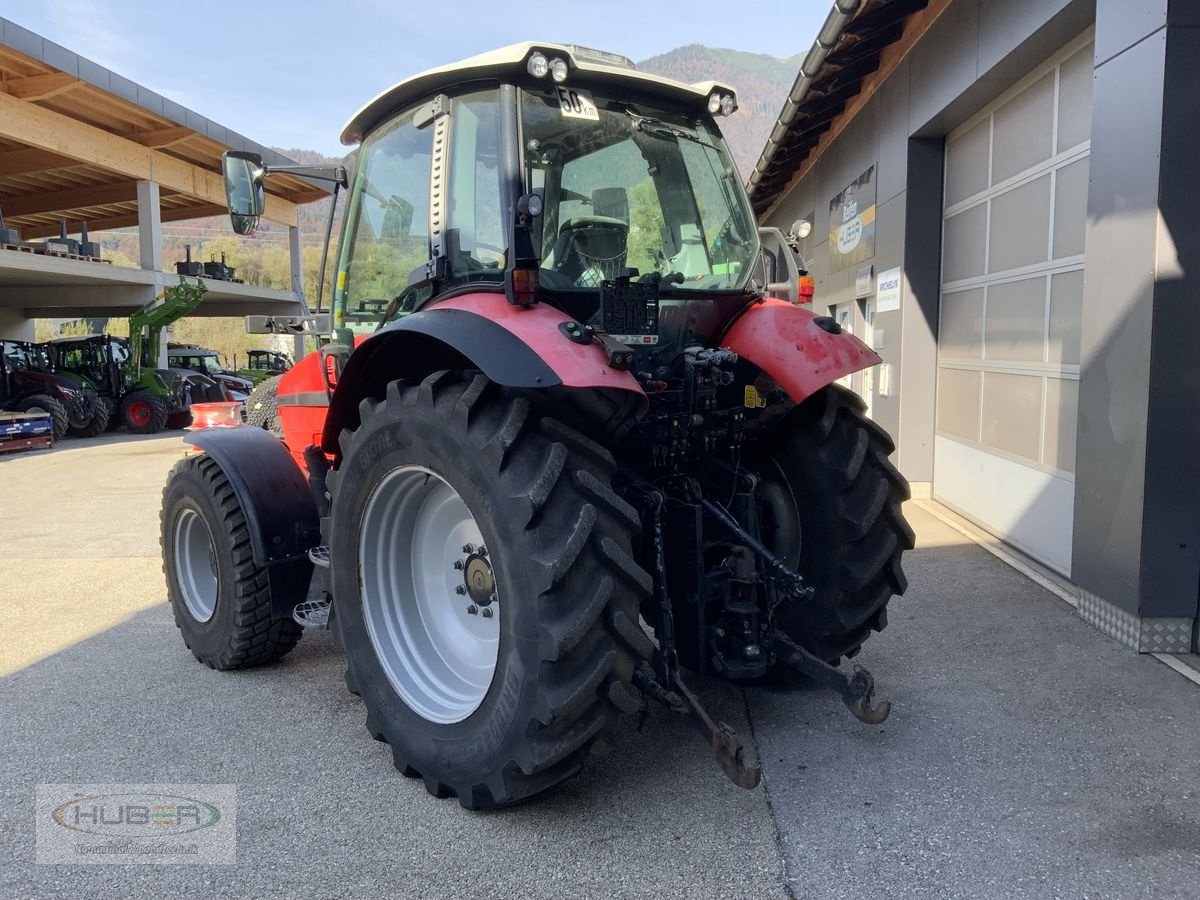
<box><xmin>19</xmin><ymin>202</ymin><xmax>228</xmax><ymax>239</ymax></box>
<box><xmin>757</xmin><ymin>0</ymin><xmax>955</xmax><ymax>222</ymax></box>
<box><xmin>130</xmin><ymin>126</ymin><xmax>193</xmax><ymax>149</ymax></box>
<box><xmin>0</xmin><ymin>147</ymin><xmax>81</xmax><ymax>177</ymax></box>
<box><xmin>3</xmin><ymin>73</ymin><xmax>83</xmax><ymax>101</ymax></box>
<box><xmin>0</xmin><ymin>90</ymin><xmax>298</xmax><ymax>227</ymax></box>
<box><xmin>0</xmin><ymin>181</ymin><xmax>171</xmax><ymax>218</ymax></box>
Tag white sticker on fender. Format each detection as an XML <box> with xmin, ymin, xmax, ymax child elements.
<box><xmin>556</xmin><ymin>86</ymin><xmax>599</xmax><ymax>120</ymax></box>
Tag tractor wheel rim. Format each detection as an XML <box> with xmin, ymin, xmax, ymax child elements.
<box><xmin>129</xmin><ymin>401</ymin><xmax>151</xmax><ymax>427</ymax></box>
<box><xmin>174</xmin><ymin>508</ymin><xmax>218</xmax><ymax>623</ymax></box>
<box><xmin>359</xmin><ymin>465</ymin><xmax>499</xmax><ymax>725</ymax></box>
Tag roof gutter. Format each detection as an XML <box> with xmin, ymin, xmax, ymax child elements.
<box><xmin>746</xmin><ymin>0</ymin><xmax>864</xmax><ymax>197</ymax></box>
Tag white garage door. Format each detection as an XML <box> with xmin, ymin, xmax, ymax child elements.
<box><xmin>933</xmin><ymin>35</ymin><xmax>1093</xmax><ymax>575</ymax></box>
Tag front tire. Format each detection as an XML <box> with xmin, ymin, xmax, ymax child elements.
<box><xmin>121</xmin><ymin>391</ymin><xmax>168</xmax><ymax>434</ymax></box>
<box><xmin>68</xmin><ymin>395</ymin><xmax>110</xmax><ymax>437</ymax></box>
<box><xmin>161</xmin><ymin>453</ymin><xmax>303</xmax><ymax>668</ymax></box>
<box><xmin>328</xmin><ymin>372</ymin><xmax>653</xmax><ymax>809</ymax></box>
<box><xmin>763</xmin><ymin>385</ymin><xmax>915</xmax><ymax>664</ymax></box>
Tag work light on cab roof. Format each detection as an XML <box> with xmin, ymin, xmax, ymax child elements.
<box><xmin>187</xmin><ymin>40</ymin><xmax>914</xmax><ymax>811</ymax></box>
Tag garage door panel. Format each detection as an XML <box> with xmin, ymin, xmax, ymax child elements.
<box><xmin>943</xmin><ymin>203</ymin><xmax>988</xmax><ymax>282</ymax></box>
<box><xmin>1043</xmin><ymin>378</ymin><xmax>1079</xmax><ymax>473</ymax></box>
<box><xmin>939</xmin><ymin>287</ymin><xmax>985</xmax><ymax>358</ymax></box>
<box><xmin>1057</xmin><ymin>44</ymin><xmax>1095</xmax><ymax>153</ymax></box>
<box><xmin>985</xmin><ymin>276</ymin><xmax>1047</xmax><ymax>362</ymax></box>
<box><xmin>936</xmin><ymin>368</ymin><xmax>981</xmax><ymax>441</ymax></box>
<box><xmin>1049</xmin><ymin>270</ymin><xmax>1083</xmax><ymax>365</ymax></box>
<box><xmin>1053</xmin><ymin>157</ymin><xmax>1089</xmax><ymax>258</ymax></box>
<box><xmin>988</xmin><ymin>175</ymin><xmax>1051</xmax><ymax>272</ymax></box>
<box><xmin>945</xmin><ymin>118</ymin><xmax>991</xmax><ymax>206</ymax></box>
<box><xmin>992</xmin><ymin>71</ymin><xmax>1055</xmax><ymax>184</ymax></box>
<box><xmin>981</xmin><ymin>371</ymin><xmax>1043</xmax><ymax>461</ymax></box>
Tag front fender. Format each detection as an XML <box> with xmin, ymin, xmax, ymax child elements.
<box><xmin>321</xmin><ymin>292</ymin><xmax>646</xmax><ymax>451</ymax></box>
<box><xmin>722</xmin><ymin>299</ymin><xmax>880</xmax><ymax>404</ymax></box>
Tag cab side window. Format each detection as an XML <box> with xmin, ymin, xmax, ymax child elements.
<box><xmin>335</xmin><ymin>109</ymin><xmax>433</xmax><ymax>331</ymax></box>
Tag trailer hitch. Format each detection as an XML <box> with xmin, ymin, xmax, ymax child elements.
<box><xmin>771</xmin><ymin>633</ymin><xmax>891</xmax><ymax>725</ymax></box>
<box><xmin>674</xmin><ymin>671</ymin><xmax>762</xmax><ymax>790</ymax></box>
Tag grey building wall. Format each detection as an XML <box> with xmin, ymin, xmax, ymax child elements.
<box><xmin>765</xmin><ymin>0</ymin><xmax>1095</xmax><ymax>486</ymax></box>
<box><xmin>1074</xmin><ymin>0</ymin><xmax>1200</xmax><ymax>630</ymax></box>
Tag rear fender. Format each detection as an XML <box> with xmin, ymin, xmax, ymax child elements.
<box><xmin>184</xmin><ymin>426</ymin><xmax>319</xmax><ymax>619</ymax></box>
<box><xmin>722</xmin><ymin>299</ymin><xmax>880</xmax><ymax>404</ymax></box>
<box><xmin>320</xmin><ymin>292</ymin><xmax>646</xmax><ymax>452</ymax></box>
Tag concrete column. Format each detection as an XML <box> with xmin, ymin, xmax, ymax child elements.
<box><xmin>1072</xmin><ymin>0</ymin><xmax>1200</xmax><ymax>652</ymax></box>
<box><xmin>0</xmin><ymin>306</ymin><xmax>34</xmax><ymax>341</ymax></box>
<box><xmin>288</xmin><ymin>225</ymin><xmax>306</xmax><ymax>359</ymax></box>
<box><xmin>136</xmin><ymin>180</ymin><xmax>169</xmax><ymax>368</ymax></box>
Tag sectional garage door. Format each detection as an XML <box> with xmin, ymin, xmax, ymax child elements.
<box><xmin>933</xmin><ymin>36</ymin><xmax>1093</xmax><ymax>574</ymax></box>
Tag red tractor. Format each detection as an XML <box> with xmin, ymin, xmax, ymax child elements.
<box><xmin>160</xmin><ymin>43</ymin><xmax>913</xmax><ymax>809</ymax></box>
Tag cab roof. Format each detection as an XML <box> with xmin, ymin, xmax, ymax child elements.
<box><xmin>341</xmin><ymin>41</ymin><xmax>737</xmax><ymax>145</ymax></box>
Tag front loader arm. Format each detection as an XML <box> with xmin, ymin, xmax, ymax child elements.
<box><xmin>128</xmin><ymin>277</ymin><xmax>208</xmax><ymax>373</ymax></box>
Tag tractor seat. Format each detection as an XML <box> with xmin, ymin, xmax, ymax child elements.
<box><xmin>549</xmin><ymin>216</ymin><xmax>629</xmax><ymax>287</ymax></box>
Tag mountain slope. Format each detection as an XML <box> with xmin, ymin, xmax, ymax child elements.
<box><xmin>637</xmin><ymin>44</ymin><xmax>801</xmax><ymax>177</ymax></box>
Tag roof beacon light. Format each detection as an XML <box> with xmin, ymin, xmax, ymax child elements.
<box><xmin>527</xmin><ymin>52</ymin><xmax>549</xmax><ymax>78</ymax></box>
<box><xmin>707</xmin><ymin>92</ymin><xmax>723</xmax><ymax>115</ymax></box>
<box><xmin>549</xmin><ymin>57</ymin><xmax>569</xmax><ymax>83</ymax></box>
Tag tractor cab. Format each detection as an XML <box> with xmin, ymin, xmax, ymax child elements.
<box><xmin>222</xmin><ymin>44</ymin><xmax>806</xmax><ymax>360</ymax></box>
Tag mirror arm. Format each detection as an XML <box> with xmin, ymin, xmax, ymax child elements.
<box><xmin>261</xmin><ymin>163</ymin><xmax>349</xmax><ymax>189</ymax></box>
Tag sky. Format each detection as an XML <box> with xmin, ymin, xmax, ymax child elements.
<box><xmin>7</xmin><ymin>0</ymin><xmax>828</xmax><ymax>156</ymax></box>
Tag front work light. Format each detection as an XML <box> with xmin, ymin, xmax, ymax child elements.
<box><xmin>707</xmin><ymin>92</ymin><xmax>722</xmax><ymax>115</ymax></box>
<box><xmin>549</xmin><ymin>57</ymin><xmax>569</xmax><ymax>82</ymax></box>
<box><xmin>527</xmin><ymin>52</ymin><xmax>549</xmax><ymax>78</ymax></box>
<box><xmin>720</xmin><ymin>94</ymin><xmax>736</xmax><ymax>116</ymax></box>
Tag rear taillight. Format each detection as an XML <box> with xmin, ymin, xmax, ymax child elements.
<box><xmin>506</xmin><ymin>266</ymin><xmax>539</xmax><ymax>307</ymax></box>
<box><xmin>798</xmin><ymin>275</ymin><xmax>815</xmax><ymax>303</ymax></box>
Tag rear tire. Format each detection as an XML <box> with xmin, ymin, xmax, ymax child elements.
<box><xmin>121</xmin><ymin>391</ymin><xmax>169</xmax><ymax>434</ymax></box>
<box><xmin>68</xmin><ymin>396</ymin><xmax>110</xmax><ymax>437</ymax></box>
<box><xmin>161</xmin><ymin>453</ymin><xmax>303</xmax><ymax>668</ymax></box>
<box><xmin>328</xmin><ymin>371</ymin><xmax>653</xmax><ymax>809</ymax></box>
<box><xmin>245</xmin><ymin>374</ymin><xmax>282</xmax><ymax>433</ymax></box>
<box><xmin>763</xmin><ymin>385</ymin><xmax>914</xmax><ymax>664</ymax></box>
<box><xmin>16</xmin><ymin>394</ymin><xmax>68</xmax><ymax>441</ymax></box>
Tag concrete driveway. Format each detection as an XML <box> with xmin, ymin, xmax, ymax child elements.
<box><xmin>0</xmin><ymin>435</ymin><xmax>1197</xmax><ymax>898</ymax></box>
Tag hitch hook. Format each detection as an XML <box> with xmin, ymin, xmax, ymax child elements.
<box><xmin>773</xmin><ymin>633</ymin><xmax>891</xmax><ymax>725</ymax></box>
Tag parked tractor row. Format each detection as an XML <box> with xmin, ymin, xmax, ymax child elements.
<box><xmin>0</xmin><ymin>278</ymin><xmax>294</xmax><ymax>442</ymax></box>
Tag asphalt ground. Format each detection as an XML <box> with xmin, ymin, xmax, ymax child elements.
<box><xmin>1</xmin><ymin>433</ymin><xmax>1197</xmax><ymax>898</ymax></box>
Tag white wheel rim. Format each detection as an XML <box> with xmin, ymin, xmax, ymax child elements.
<box><xmin>359</xmin><ymin>466</ymin><xmax>500</xmax><ymax>725</ymax></box>
<box><xmin>174</xmin><ymin>508</ymin><xmax>218</xmax><ymax>623</ymax></box>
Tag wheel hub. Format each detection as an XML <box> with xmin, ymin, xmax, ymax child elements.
<box><xmin>463</xmin><ymin>552</ymin><xmax>495</xmax><ymax>606</ymax></box>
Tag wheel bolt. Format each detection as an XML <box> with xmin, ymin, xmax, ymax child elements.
<box><xmin>462</xmin><ymin>543</ymin><xmax>475</xmax><ymax>554</ymax></box>
<box><xmin>477</xmin><ymin>546</ymin><xmax>488</xmax><ymax>558</ymax></box>
<box><xmin>481</xmin><ymin>608</ymin><xmax>493</xmax><ymax>619</ymax></box>
<box><xmin>455</xmin><ymin>585</ymin><xmax>466</xmax><ymax>595</ymax></box>
<box><xmin>452</xmin><ymin>560</ymin><xmax>465</xmax><ymax>570</ymax></box>
<box><xmin>466</xmin><ymin>605</ymin><xmax>478</xmax><ymax>615</ymax></box>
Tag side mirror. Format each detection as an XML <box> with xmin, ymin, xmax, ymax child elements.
<box><xmin>221</xmin><ymin>151</ymin><xmax>266</xmax><ymax>235</ymax></box>
<box><xmin>757</xmin><ymin>226</ymin><xmax>802</xmax><ymax>303</ymax></box>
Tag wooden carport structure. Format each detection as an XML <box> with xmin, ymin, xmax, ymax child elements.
<box><xmin>0</xmin><ymin>17</ymin><xmax>330</xmax><ymax>351</ymax></box>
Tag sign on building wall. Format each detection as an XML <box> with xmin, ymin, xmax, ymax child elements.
<box><xmin>828</xmin><ymin>165</ymin><xmax>876</xmax><ymax>273</ymax></box>
<box><xmin>876</xmin><ymin>266</ymin><xmax>902</xmax><ymax>312</ymax></box>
